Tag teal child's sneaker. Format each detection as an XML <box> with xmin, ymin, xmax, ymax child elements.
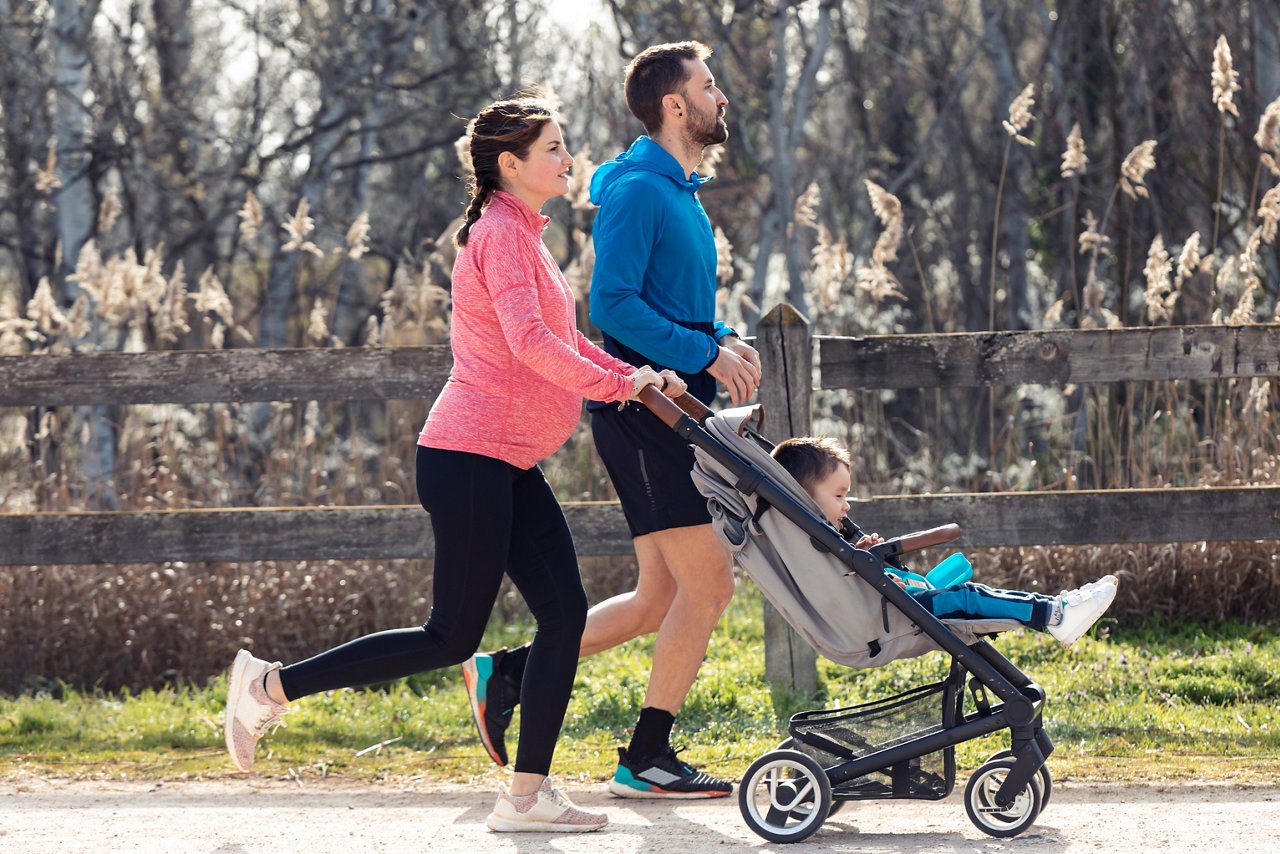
<box><xmin>607</xmin><ymin>747</ymin><xmax>733</xmax><ymax>799</ymax></box>
<box><xmin>461</xmin><ymin>649</ymin><xmax>520</xmax><ymax>766</ymax></box>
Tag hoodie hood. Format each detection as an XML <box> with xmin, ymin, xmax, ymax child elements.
<box><xmin>589</xmin><ymin>136</ymin><xmax>713</xmax><ymax>205</ymax></box>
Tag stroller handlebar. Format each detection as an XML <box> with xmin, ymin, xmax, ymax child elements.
<box><xmin>878</xmin><ymin>523</ymin><xmax>962</xmax><ymax>557</ymax></box>
<box><xmin>637</xmin><ymin>385</ymin><xmax>713</xmax><ymax>426</ymax></box>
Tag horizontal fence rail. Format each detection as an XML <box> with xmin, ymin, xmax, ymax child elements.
<box><xmin>4</xmin><ymin>486</ymin><xmax>1279</xmax><ymax>566</ymax></box>
<box><xmin>819</xmin><ymin>323</ymin><xmax>1280</xmax><ymax>389</ymax></box>
<box><xmin>6</xmin><ymin>325</ymin><xmax>1273</xmax><ymax>408</ymax></box>
<box><xmin>0</xmin><ymin>503</ymin><xmax>634</xmax><ymax>566</ymax></box>
<box><xmin>0</xmin><ymin>347</ymin><xmax>454</xmax><ymax>406</ymax></box>
<box><xmin>849</xmin><ymin>486</ymin><xmax>1280</xmax><ymax>548</ymax></box>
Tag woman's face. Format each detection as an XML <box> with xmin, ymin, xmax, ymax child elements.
<box><xmin>504</xmin><ymin>120</ymin><xmax>574</xmax><ymax>209</ymax></box>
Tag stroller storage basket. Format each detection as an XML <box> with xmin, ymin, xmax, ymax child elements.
<box><xmin>788</xmin><ymin>675</ymin><xmax>961</xmax><ymax>801</ymax></box>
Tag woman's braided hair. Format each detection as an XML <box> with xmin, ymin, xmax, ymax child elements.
<box><xmin>454</xmin><ymin>96</ymin><xmax>555</xmax><ymax>247</ymax></box>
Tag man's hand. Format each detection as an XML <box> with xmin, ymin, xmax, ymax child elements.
<box><xmin>723</xmin><ymin>335</ymin><xmax>761</xmax><ymax>374</ymax></box>
<box><xmin>708</xmin><ymin>337</ymin><xmax>762</xmax><ymax>405</ymax></box>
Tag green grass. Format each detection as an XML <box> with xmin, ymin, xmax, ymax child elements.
<box><xmin>3</xmin><ymin>583</ymin><xmax>1279</xmax><ymax>785</ymax></box>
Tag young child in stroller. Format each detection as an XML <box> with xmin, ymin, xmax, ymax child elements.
<box><xmin>770</xmin><ymin>437</ymin><xmax>1117</xmax><ymax>646</ymax></box>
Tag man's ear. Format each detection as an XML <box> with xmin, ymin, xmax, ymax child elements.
<box><xmin>663</xmin><ymin>92</ymin><xmax>686</xmax><ymax>120</ymax></box>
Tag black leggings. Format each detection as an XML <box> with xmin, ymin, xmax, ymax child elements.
<box><xmin>278</xmin><ymin>445</ymin><xmax>588</xmax><ymax>775</ymax></box>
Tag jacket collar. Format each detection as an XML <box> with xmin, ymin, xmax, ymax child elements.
<box><xmin>630</xmin><ymin>136</ymin><xmax>715</xmax><ymax>191</ymax></box>
<box><xmin>489</xmin><ymin>189</ymin><xmax>551</xmax><ymax>232</ymax></box>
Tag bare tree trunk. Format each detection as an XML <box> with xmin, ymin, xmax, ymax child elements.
<box><xmin>1255</xmin><ymin>0</ymin><xmax>1280</xmax><ymax>304</ymax></box>
<box><xmin>761</xmin><ymin>0</ymin><xmax>830</xmax><ymax>316</ymax></box>
<box><xmin>1254</xmin><ymin>1</ymin><xmax>1279</xmax><ymax>103</ymax></box>
<box><xmin>766</xmin><ymin>4</ymin><xmax>800</xmax><ymax>314</ymax></box>
<box><xmin>0</xmin><ymin>0</ymin><xmax>44</xmax><ymax>301</ymax></box>
<box><xmin>50</xmin><ymin>0</ymin><xmax>119</xmax><ymax>510</ymax></box>
<box><xmin>50</xmin><ymin>0</ymin><xmax>101</xmax><ymax>292</ymax></box>
<box><xmin>981</xmin><ymin>0</ymin><xmax>1029</xmax><ymax>330</ymax></box>
<box><xmin>750</xmin><ymin>207</ymin><xmax>780</xmax><ymax>328</ymax></box>
<box><xmin>152</xmin><ymin>0</ymin><xmax>215</xmax><ymax>279</ymax></box>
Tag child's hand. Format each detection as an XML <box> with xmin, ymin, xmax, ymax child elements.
<box><xmin>886</xmin><ymin>573</ymin><xmax>907</xmax><ymax>590</ymax></box>
<box><xmin>854</xmin><ymin>533</ymin><xmax>885</xmax><ymax>550</ymax></box>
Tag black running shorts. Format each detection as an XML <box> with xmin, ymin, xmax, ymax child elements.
<box><xmin>591</xmin><ymin>402</ymin><xmax>712</xmax><ymax>538</ymax></box>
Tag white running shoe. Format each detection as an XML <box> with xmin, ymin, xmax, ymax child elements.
<box><xmin>1048</xmin><ymin>581</ymin><xmax>1118</xmax><ymax>646</ymax></box>
<box><xmin>1060</xmin><ymin>575</ymin><xmax>1117</xmax><ymax>597</ymax></box>
<box><xmin>224</xmin><ymin>649</ymin><xmax>289</xmax><ymax>772</ymax></box>
<box><xmin>485</xmin><ymin>778</ymin><xmax>608</xmax><ymax>833</ymax></box>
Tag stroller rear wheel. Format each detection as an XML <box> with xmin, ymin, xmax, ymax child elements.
<box><xmin>739</xmin><ymin>749</ymin><xmax>833</xmax><ymax>843</ymax></box>
<box><xmin>964</xmin><ymin>758</ymin><xmax>1042</xmax><ymax>838</ymax></box>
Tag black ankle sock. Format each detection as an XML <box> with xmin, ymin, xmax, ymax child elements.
<box><xmin>627</xmin><ymin>707</ymin><xmax>676</xmax><ymax>761</ymax></box>
<box><xmin>499</xmin><ymin>643</ymin><xmax>531</xmax><ymax>683</ymax></box>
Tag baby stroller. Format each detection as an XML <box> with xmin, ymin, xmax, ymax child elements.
<box><xmin>639</xmin><ymin>389</ymin><xmax>1054</xmax><ymax>843</ymax></box>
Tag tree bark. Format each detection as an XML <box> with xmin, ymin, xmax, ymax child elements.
<box><xmin>50</xmin><ymin>0</ymin><xmax>101</xmax><ymax>292</ymax></box>
<box><xmin>0</xmin><ymin>0</ymin><xmax>44</xmax><ymax>300</ymax></box>
<box><xmin>151</xmin><ymin>0</ymin><xmax>217</xmax><ymax>279</ymax></box>
<box><xmin>980</xmin><ymin>0</ymin><xmax>1030</xmax><ymax>331</ymax></box>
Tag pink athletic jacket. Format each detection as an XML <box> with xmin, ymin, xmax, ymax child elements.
<box><xmin>418</xmin><ymin>191</ymin><xmax>635</xmax><ymax>469</ymax></box>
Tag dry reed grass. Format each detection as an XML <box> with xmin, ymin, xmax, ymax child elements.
<box><xmin>801</xmin><ymin>31</ymin><xmax>1280</xmax><ymax>629</ymax></box>
<box><xmin>5</xmin><ymin>44</ymin><xmax>1280</xmax><ymax>694</ymax></box>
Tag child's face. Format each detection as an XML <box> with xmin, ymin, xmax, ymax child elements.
<box><xmin>810</xmin><ymin>463</ymin><xmax>852</xmax><ymax>527</ymax></box>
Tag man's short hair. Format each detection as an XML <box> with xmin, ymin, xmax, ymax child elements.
<box><xmin>771</xmin><ymin>437</ymin><xmax>850</xmax><ymax>493</ymax></box>
<box><xmin>624</xmin><ymin>41</ymin><xmax>713</xmax><ymax>135</ymax></box>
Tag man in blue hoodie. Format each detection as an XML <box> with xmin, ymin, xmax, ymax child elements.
<box><xmin>463</xmin><ymin>41</ymin><xmax>759</xmax><ymax>799</ymax></box>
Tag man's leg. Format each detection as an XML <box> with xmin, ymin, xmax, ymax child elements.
<box><xmin>603</xmin><ymin>522</ymin><xmax>735</xmax><ymax>798</ymax></box>
<box><xmin>636</xmin><ymin>524</ymin><xmax>733</xmax><ymax>712</ymax></box>
<box><xmin>576</xmin><ymin>534</ymin><xmax>676</xmax><ymax>657</ymax></box>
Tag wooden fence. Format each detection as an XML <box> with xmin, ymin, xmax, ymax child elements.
<box><xmin>3</xmin><ymin>307</ymin><xmax>1279</xmax><ymax>688</ymax></box>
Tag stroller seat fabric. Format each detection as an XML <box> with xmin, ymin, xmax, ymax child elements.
<box><xmin>689</xmin><ymin>407</ymin><xmax>1023</xmax><ymax>669</ymax></box>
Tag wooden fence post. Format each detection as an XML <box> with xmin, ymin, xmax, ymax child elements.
<box><xmin>755</xmin><ymin>303</ymin><xmax>818</xmax><ymax>696</ymax></box>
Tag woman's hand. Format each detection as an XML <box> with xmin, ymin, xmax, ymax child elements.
<box><xmin>657</xmin><ymin>370</ymin><xmax>687</xmax><ymax>399</ymax></box>
<box><xmin>627</xmin><ymin>366</ymin><xmax>663</xmax><ymax>401</ymax></box>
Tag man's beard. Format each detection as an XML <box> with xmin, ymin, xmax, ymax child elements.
<box><xmin>686</xmin><ymin>101</ymin><xmax>728</xmax><ymax>147</ymax></box>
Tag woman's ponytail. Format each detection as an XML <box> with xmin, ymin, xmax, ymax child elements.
<box><xmin>454</xmin><ymin>181</ymin><xmax>495</xmax><ymax>247</ymax></box>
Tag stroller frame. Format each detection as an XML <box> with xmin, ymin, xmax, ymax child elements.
<box><xmin>639</xmin><ymin>389</ymin><xmax>1053</xmax><ymax>842</ymax></box>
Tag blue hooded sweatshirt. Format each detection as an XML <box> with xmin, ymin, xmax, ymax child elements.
<box><xmin>587</xmin><ymin>136</ymin><xmax>735</xmax><ymax>406</ymax></box>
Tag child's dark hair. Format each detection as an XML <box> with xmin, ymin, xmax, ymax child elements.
<box><xmin>454</xmin><ymin>96</ymin><xmax>555</xmax><ymax>247</ymax></box>
<box><xmin>771</xmin><ymin>437</ymin><xmax>850</xmax><ymax>493</ymax></box>
<box><xmin>623</xmin><ymin>41</ymin><xmax>712</xmax><ymax>135</ymax></box>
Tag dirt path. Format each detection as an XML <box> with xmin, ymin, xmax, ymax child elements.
<box><xmin>2</xmin><ymin>778</ymin><xmax>1277</xmax><ymax>853</ymax></box>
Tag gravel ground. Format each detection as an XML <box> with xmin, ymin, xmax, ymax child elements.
<box><xmin>2</xmin><ymin>778</ymin><xmax>1278</xmax><ymax>853</ymax></box>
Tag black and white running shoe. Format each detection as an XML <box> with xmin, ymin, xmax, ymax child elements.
<box><xmin>607</xmin><ymin>746</ymin><xmax>733</xmax><ymax>798</ymax></box>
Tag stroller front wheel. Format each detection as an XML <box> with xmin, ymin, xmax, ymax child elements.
<box><xmin>986</xmin><ymin>748</ymin><xmax>1052</xmax><ymax>813</ymax></box>
<box><xmin>739</xmin><ymin>749</ymin><xmax>833</xmax><ymax>843</ymax></box>
<box><xmin>964</xmin><ymin>758</ymin><xmax>1042</xmax><ymax>838</ymax></box>
<box><xmin>775</xmin><ymin>737</ymin><xmax>847</xmax><ymax>816</ymax></box>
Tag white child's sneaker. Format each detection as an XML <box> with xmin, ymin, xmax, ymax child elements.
<box><xmin>1048</xmin><ymin>581</ymin><xmax>1118</xmax><ymax>646</ymax></box>
<box><xmin>224</xmin><ymin>649</ymin><xmax>289</xmax><ymax>772</ymax></box>
<box><xmin>485</xmin><ymin>777</ymin><xmax>608</xmax><ymax>833</ymax></box>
